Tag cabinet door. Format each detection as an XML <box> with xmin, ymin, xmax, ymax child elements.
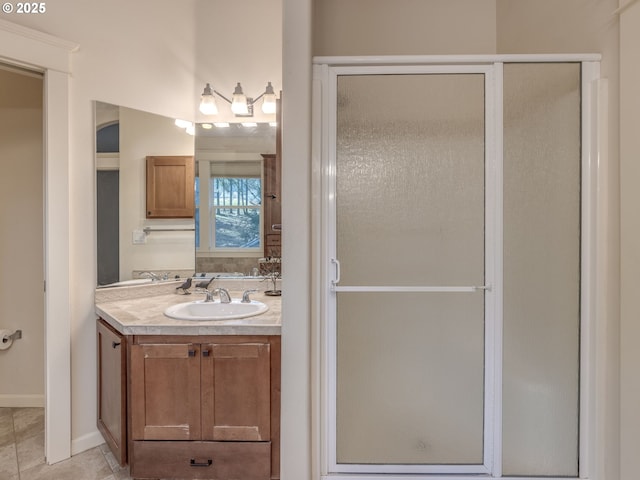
<box><xmin>146</xmin><ymin>155</ymin><xmax>195</xmax><ymax>218</ymax></box>
<box><xmin>96</xmin><ymin>320</ymin><xmax>127</xmax><ymax>466</ymax></box>
<box><xmin>201</xmin><ymin>343</ymin><xmax>271</xmax><ymax>441</ymax></box>
<box><xmin>130</xmin><ymin>343</ymin><xmax>201</xmax><ymax>440</ymax></box>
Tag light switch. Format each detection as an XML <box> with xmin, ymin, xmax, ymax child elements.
<box><xmin>132</xmin><ymin>229</ymin><xmax>146</xmax><ymax>244</ymax></box>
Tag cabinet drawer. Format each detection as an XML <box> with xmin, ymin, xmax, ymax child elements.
<box><xmin>131</xmin><ymin>441</ymin><xmax>271</xmax><ymax>480</ymax></box>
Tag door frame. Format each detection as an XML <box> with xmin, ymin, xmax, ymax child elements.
<box><xmin>0</xmin><ymin>18</ymin><xmax>77</xmax><ymax>464</ymax></box>
<box><xmin>312</xmin><ymin>54</ymin><xmax>603</xmax><ymax>480</ymax></box>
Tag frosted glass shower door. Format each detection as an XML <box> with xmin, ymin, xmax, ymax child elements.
<box><xmin>328</xmin><ymin>69</ymin><xmax>494</xmax><ymax>474</ymax></box>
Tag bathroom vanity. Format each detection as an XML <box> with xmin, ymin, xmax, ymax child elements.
<box><xmin>95</xmin><ymin>281</ymin><xmax>281</xmax><ymax>480</ymax></box>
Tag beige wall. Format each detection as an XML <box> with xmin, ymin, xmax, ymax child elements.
<box><xmin>313</xmin><ymin>0</ymin><xmax>497</xmax><ymax>55</ymax></box>
<box><xmin>0</xmin><ymin>67</ymin><xmax>44</xmax><ymax>406</ymax></box>
<box><xmin>119</xmin><ymin>107</ymin><xmax>195</xmax><ymax>279</ymax></box>
<box><xmin>619</xmin><ymin>2</ymin><xmax>640</xmax><ymax>480</ymax></box>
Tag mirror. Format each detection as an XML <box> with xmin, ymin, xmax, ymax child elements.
<box><xmin>95</xmin><ymin>101</ymin><xmax>196</xmax><ymax>286</ymax></box>
<box><xmin>95</xmin><ymin>101</ymin><xmax>282</xmax><ymax>287</ymax></box>
<box><xmin>194</xmin><ymin>121</ymin><xmax>280</xmax><ymax>277</ymax></box>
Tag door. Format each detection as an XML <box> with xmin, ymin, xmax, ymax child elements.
<box><xmin>130</xmin><ymin>343</ymin><xmax>201</xmax><ymax>440</ymax></box>
<box><xmin>324</xmin><ymin>66</ymin><xmax>494</xmax><ymax>475</ymax></box>
<box><xmin>96</xmin><ymin>319</ymin><xmax>126</xmax><ymax>466</ymax></box>
<box><xmin>201</xmin><ymin>342</ymin><xmax>271</xmax><ymax>441</ymax></box>
<box><xmin>97</xmin><ymin>170</ymin><xmax>119</xmax><ymax>285</ymax></box>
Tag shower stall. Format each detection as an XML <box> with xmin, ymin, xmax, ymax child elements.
<box><xmin>313</xmin><ymin>56</ymin><xmax>602</xmax><ymax>479</ymax></box>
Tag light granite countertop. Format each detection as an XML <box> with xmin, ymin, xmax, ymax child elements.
<box><xmin>95</xmin><ymin>279</ymin><xmax>281</xmax><ymax>336</ymax></box>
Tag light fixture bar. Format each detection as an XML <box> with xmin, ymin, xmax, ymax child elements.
<box><xmin>198</xmin><ymin>81</ymin><xmax>278</xmax><ymax>117</ymax></box>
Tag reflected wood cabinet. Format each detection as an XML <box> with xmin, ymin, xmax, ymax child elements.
<box><xmin>262</xmin><ymin>153</ymin><xmax>281</xmax><ymax>258</ymax></box>
<box><xmin>262</xmin><ymin>96</ymin><xmax>282</xmax><ymax>258</ymax></box>
<box><xmin>146</xmin><ymin>155</ymin><xmax>195</xmax><ymax>218</ymax></box>
<box><xmin>97</xmin><ymin>319</ymin><xmax>281</xmax><ymax>480</ymax></box>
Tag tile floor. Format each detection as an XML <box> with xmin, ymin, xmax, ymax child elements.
<box><xmin>0</xmin><ymin>407</ymin><xmax>132</xmax><ymax>480</ymax></box>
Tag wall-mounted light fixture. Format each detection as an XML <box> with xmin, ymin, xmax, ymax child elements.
<box><xmin>199</xmin><ymin>81</ymin><xmax>277</xmax><ymax>117</ymax></box>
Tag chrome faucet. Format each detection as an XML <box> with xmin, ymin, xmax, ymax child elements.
<box><xmin>139</xmin><ymin>271</ymin><xmax>160</xmax><ymax>281</ymax></box>
<box><xmin>212</xmin><ymin>287</ymin><xmax>231</xmax><ymax>303</ymax></box>
<box><xmin>241</xmin><ymin>289</ymin><xmax>259</xmax><ymax>303</ymax></box>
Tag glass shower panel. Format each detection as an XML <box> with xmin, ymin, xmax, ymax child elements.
<box><xmin>502</xmin><ymin>63</ymin><xmax>581</xmax><ymax>476</ymax></box>
<box><xmin>336</xmin><ymin>292</ymin><xmax>485</xmax><ymax>464</ymax></box>
<box><xmin>336</xmin><ymin>74</ymin><xmax>485</xmax><ymax>287</ymax></box>
<box><xmin>335</xmin><ymin>73</ymin><xmax>486</xmax><ymax>466</ymax></box>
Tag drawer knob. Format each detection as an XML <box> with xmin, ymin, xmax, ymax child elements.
<box><xmin>190</xmin><ymin>458</ymin><xmax>213</xmax><ymax>467</ymax></box>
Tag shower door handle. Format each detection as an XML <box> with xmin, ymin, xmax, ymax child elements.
<box><xmin>331</xmin><ymin>258</ymin><xmax>341</xmax><ymax>286</ymax></box>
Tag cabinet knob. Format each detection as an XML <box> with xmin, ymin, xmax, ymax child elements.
<box><xmin>112</xmin><ymin>341</ymin><xmax>121</xmax><ymax>349</ymax></box>
<box><xmin>202</xmin><ymin>349</ymin><xmax>210</xmax><ymax>357</ymax></box>
<box><xmin>190</xmin><ymin>458</ymin><xmax>213</xmax><ymax>467</ymax></box>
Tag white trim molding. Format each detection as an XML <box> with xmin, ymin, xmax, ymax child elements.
<box><xmin>0</xmin><ymin>19</ymin><xmax>76</xmax><ymax>465</ymax></box>
<box><xmin>0</xmin><ymin>18</ymin><xmax>78</xmax><ymax>73</ymax></box>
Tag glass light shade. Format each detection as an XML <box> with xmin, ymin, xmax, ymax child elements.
<box><xmin>231</xmin><ymin>95</ymin><xmax>248</xmax><ymax>114</ymax></box>
<box><xmin>261</xmin><ymin>94</ymin><xmax>277</xmax><ymax>114</ymax></box>
<box><xmin>231</xmin><ymin>82</ymin><xmax>249</xmax><ymax>115</ymax></box>
<box><xmin>199</xmin><ymin>87</ymin><xmax>218</xmax><ymax>115</ymax></box>
<box><xmin>262</xmin><ymin>81</ymin><xmax>277</xmax><ymax>114</ymax></box>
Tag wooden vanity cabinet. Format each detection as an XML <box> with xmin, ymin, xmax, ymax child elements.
<box><xmin>96</xmin><ymin>326</ymin><xmax>281</xmax><ymax>480</ymax></box>
<box><xmin>96</xmin><ymin>319</ymin><xmax>127</xmax><ymax>466</ymax></box>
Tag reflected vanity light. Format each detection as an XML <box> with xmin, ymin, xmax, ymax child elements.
<box><xmin>199</xmin><ymin>81</ymin><xmax>277</xmax><ymax>117</ymax></box>
<box><xmin>174</xmin><ymin>119</ymin><xmax>195</xmax><ymax>135</ymax></box>
<box><xmin>198</xmin><ymin>121</ymin><xmax>277</xmax><ymax>130</ymax></box>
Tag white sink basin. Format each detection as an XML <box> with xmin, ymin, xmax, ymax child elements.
<box><xmin>164</xmin><ymin>300</ymin><xmax>269</xmax><ymax>321</ymax></box>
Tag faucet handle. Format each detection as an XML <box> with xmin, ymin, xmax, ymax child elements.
<box><xmin>241</xmin><ymin>289</ymin><xmax>259</xmax><ymax>303</ymax></box>
<box><xmin>194</xmin><ymin>288</ymin><xmax>215</xmax><ymax>302</ymax></box>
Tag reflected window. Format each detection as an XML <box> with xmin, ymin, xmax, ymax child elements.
<box><xmin>212</xmin><ymin>177</ymin><xmax>261</xmax><ymax>248</ymax></box>
<box><xmin>196</xmin><ymin>159</ymin><xmax>263</xmax><ymax>253</ymax></box>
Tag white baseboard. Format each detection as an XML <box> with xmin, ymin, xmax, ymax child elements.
<box><xmin>0</xmin><ymin>394</ymin><xmax>45</xmax><ymax>407</ymax></box>
<box><xmin>71</xmin><ymin>429</ymin><xmax>105</xmax><ymax>456</ymax></box>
